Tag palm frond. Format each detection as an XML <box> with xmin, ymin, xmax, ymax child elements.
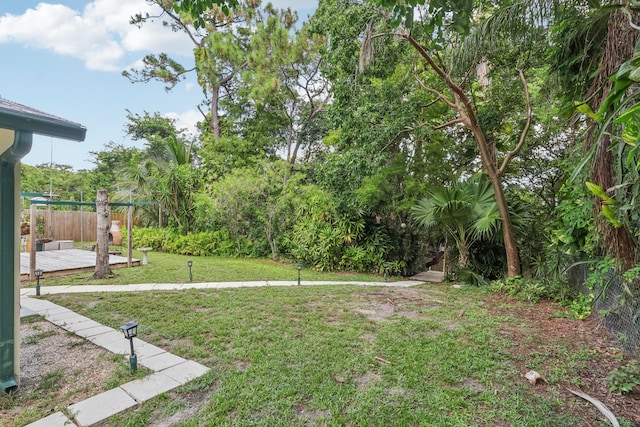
<box><xmin>454</xmin><ymin>0</ymin><xmax>556</xmax><ymax>70</ymax></box>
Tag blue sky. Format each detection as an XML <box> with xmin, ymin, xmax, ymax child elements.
<box><xmin>0</xmin><ymin>0</ymin><xmax>317</xmax><ymax>170</ymax></box>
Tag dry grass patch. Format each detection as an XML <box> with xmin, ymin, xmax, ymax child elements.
<box><xmin>1</xmin><ymin>317</ymin><xmax>122</xmax><ymax>427</ymax></box>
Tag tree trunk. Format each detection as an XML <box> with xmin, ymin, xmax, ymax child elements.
<box><xmin>491</xmin><ymin>172</ymin><xmax>521</xmax><ymax>276</ymax></box>
<box><xmin>586</xmin><ymin>9</ymin><xmax>640</xmax><ymax>270</ymax></box>
<box><xmin>93</xmin><ymin>190</ymin><xmax>113</xmax><ymax>279</ymax></box>
<box><xmin>471</xmin><ymin>127</ymin><xmax>521</xmax><ymax>277</ymax></box>
<box><xmin>211</xmin><ymin>85</ymin><xmax>221</xmax><ymax>139</ymax></box>
<box><xmin>266</xmin><ymin>224</ymin><xmax>277</xmax><ymax>260</ymax></box>
<box><xmin>458</xmin><ymin>241</ymin><xmax>469</xmax><ymax>268</ymax></box>
<box><xmin>404</xmin><ymin>34</ymin><xmax>522</xmax><ymax>276</ymax></box>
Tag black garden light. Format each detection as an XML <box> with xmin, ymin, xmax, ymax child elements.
<box><xmin>120</xmin><ymin>321</ymin><xmax>138</xmax><ymax>372</ymax></box>
<box><xmin>296</xmin><ymin>263</ymin><xmax>303</xmax><ymax>286</ymax></box>
<box><xmin>187</xmin><ymin>260</ymin><xmax>193</xmax><ymax>283</ymax></box>
<box><xmin>34</xmin><ymin>269</ymin><xmax>43</xmax><ymax>296</ymax></box>
<box><xmin>383</xmin><ymin>262</ymin><xmax>388</xmax><ymax>282</ymax></box>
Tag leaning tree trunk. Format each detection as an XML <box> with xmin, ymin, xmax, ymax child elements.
<box><xmin>93</xmin><ymin>190</ymin><xmax>113</xmax><ymax>279</ymax></box>
<box><xmin>402</xmin><ymin>33</ymin><xmax>524</xmax><ymax>277</ymax></box>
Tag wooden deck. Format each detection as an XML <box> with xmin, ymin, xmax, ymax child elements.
<box><xmin>20</xmin><ymin>249</ymin><xmax>140</xmax><ymax>280</ymax></box>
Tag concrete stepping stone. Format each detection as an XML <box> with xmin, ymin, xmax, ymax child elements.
<box><xmin>24</xmin><ymin>411</ymin><xmax>72</xmax><ymax>427</ymax></box>
<box><xmin>120</xmin><ymin>372</ymin><xmax>181</xmax><ymax>402</ymax></box>
<box><xmin>69</xmin><ymin>387</ymin><xmax>138</xmax><ymax>426</ymax></box>
<box><xmin>160</xmin><ymin>360</ymin><xmax>210</xmax><ymax>385</ymax></box>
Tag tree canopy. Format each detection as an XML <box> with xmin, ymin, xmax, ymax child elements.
<box><xmin>21</xmin><ymin>0</ymin><xmax>640</xmax><ymax>283</ymax></box>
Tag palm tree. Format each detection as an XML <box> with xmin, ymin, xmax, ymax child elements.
<box><xmin>411</xmin><ymin>176</ymin><xmax>501</xmax><ymax>269</ymax></box>
<box><xmin>118</xmin><ymin>135</ymin><xmax>198</xmax><ymax>231</ymax></box>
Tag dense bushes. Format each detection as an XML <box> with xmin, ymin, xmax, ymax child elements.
<box><xmin>132</xmin><ymin>218</ymin><xmax>398</xmax><ymax>272</ymax></box>
<box><xmin>132</xmin><ymin>227</ymin><xmax>236</xmax><ymax>257</ymax></box>
<box><xmin>283</xmin><ymin>218</ymin><xmax>391</xmax><ymax>273</ymax></box>
<box><xmin>132</xmin><ymin>201</ymin><xmax>400</xmax><ymax>273</ymax></box>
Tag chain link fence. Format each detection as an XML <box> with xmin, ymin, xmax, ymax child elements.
<box><xmin>568</xmin><ymin>263</ymin><xmax>640</xmax><ymax>356</ymax></box>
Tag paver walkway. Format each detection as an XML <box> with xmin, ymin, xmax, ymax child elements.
<box><xmin>21</xmin><ymin>297</ymin><xmax>209</xmax><ymax>427</ymax></box>
<box><xmin>21</xmin><ymin>279</ymin><xmax>421</xmax><ymax>426</ymax></box>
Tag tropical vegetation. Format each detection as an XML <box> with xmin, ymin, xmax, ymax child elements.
<box><xmin>21</xmin><ymin>0</ymin><xmax>640</xmax><ymax>292</ymax></box>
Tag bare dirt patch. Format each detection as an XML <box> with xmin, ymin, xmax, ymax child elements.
<box><xmin>353</xmin><ymin>371</ymin><xmax>382</xmax><ymax>391</ymax></box>
<box><xmin>233</xmin><ymin>359</ymin><xmax>251</xmax><ymax>371</ymax></box>
<box><xmin>486</xmin><ymin>292</ymin><xmax>640</xmax><ymax>426</ymax></box>
<box><xmin>293</xmin><ymin>402</ymin><xmax>332</xmax><ymax>426</ymax></box>
<box><xmin>149</xmin><ymin>404</ymin><xmax>203</xmax><ymax>427</ymax></box>
<box><xmin>350</xmin><ymin>288</ymin><xmax>441</xmax><ymax>321</ymax></box>
<box><xmin>352</xmin><ymin>302</ymin><xmax>396</xmax><ymax>321</ymax></box>
<box><xmin>1</xmin><ymin>317</ymin><xmax>122</xmax><ymax>427</ymax></box>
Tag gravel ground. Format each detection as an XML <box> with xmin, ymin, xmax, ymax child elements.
<box><xmin>0</xmin><ymin>317</ymin><xmax>123</xmax><ymax>427</ymax></box>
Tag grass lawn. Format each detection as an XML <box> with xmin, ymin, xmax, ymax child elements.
<box><xmin>26</xmin><ymin>251</ymin><xmax>385</xmax><ymax>287</ymax></box>
<box><xmin>43</xmin><ymin>283</ymin><xmax>627</xmax><ymax>426</ymax></box>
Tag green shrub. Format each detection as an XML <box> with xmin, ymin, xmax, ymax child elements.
<box><xmin>132</xmin><ymin>227</ymin><xmax>238</xmax><ymax>257</ymax></box>
<box><xmin>452</xmin><ymin>268</ymin><xmax>488</xmax><ymax>287</ymax></box>
<box><xmin>132</xmin><ymin>227</ymin><xmax>172</xmax><ymax>251</ymax></box>
<box><xmin>490</xmin><ymin>276</ymin><xmax>549</xmax><ymax>303</ymax></box>
<box><xmin>561</xmin><ymin>293</ymin><xmax>594</xmax><ymax>320</ymax></box>
<box><xmin>341</xmin><ymin>246</ymin><xmax>380</xmax><ymax>272</ymax></box>
<box><xmin>607</xmin><ymin>360</ymin><xmax>640</xmax><ymax>394</ymax></box>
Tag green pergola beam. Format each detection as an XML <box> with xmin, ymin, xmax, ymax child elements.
<box><xmin>0</xmin><ymin>98</ymin><xmax>85</xmax><ymax>393</ymax></box>
<box><xmin>26</xmin><ymin>199</ymin><xmax>154</xmax><ymax>207</ymax></box>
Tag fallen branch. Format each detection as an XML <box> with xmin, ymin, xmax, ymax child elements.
<box><xmin>568</xmin><ymin>388</ymin><xmax>620</xmax><ymax>427</ymax></box>
<box><xmin>375</xmin><ymin>356</ymin><xmax>391</xmax><ymax>365</ymax></box>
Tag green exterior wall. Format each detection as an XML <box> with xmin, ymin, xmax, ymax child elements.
<box><xmin>0</xmin><ymin>131</ymin><xmax>32</xmax><ymax>392</ymax></box>
<box><xmin>0</xmin><ymin>98</ymin><xmax>85</xmax><ymax>394</ymax></box>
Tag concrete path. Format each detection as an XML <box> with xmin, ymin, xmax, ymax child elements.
<box><xmin>21</xmin><ymin>279</ymin><xmax>423</xmax><ymax>426</ymax></box>
<box><xmin>20</xmin><ymin>279</ymin><xmax>419</xmax><ymax>297</ymax></box>
<box><xmin>409</xmin><ymin>270</ymin><xmax>445</xmax><ymax>283</ymax></box>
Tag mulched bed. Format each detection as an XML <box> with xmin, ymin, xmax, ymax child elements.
<box><xmin>487</xmin><ymin>292</ymin><xmax>640</xmax><ymax>426</ymax></box>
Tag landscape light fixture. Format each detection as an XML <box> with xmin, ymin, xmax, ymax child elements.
<box><xmin>187</xmin><ymin>260</ymin><xmax>193</xmax><ymax>282</ymax></box>
<box><xmin>383</xmin><ymin>262</ymin><xmax>388</xmax><ymax>282</ymax></box>
<box><xmin>296</xmin><ymin>263</ymin><xmax>303</xmax><ymax>286</ymax></box>
<box><xmin>34</xmin><ymin>269</ymin><xmax>43</xmax><ymax>296</ymax></box>
<box><xmin>120</xmin><ymin>321</ymin><xmax>138</xmax><ymax>372</ymax></box>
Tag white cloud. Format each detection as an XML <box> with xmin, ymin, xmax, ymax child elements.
<box><xmin>0</xmin><ymin>0</ymin><xmax>194</xmax><ymax>72</ymax></box>
<box><xmin>269</xmin><ymin>0</ymin><xmax>317</xmax><ymax>10</ymax></box>
<box><xmin>0</xmin><ymin>1</ymin><xmax>317</xmax><ymax>72</ymax></box>
<box><xmin>164</xmin><ymin>110</ymin><xmax>202</xmax><ymax>137</ymax></box>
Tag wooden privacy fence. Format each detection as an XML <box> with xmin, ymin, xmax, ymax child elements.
<box><xmin>22</xmin><ymin>209</ymin><xmax>133</xmax><ymax>243</ymax></box>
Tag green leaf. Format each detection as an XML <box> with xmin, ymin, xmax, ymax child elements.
<box><xmin>623</xmin><ymin>126</ymin><xmax>640</xmax><ymax>147</ymax></box>
<box><xmin>616</xmin><ymin>61</ymin><xmax>633</xmax><ymax>79</ymax></box>
<box><xmin>585</xmin><ymin>181</ymin><xmax>615</xmax><ymax>205</ymax></box>
<box><xmin>570</xmin><ymin>145</ymin><xmax>596</xmax><ymax>182</ymax></box>
<box><xmin>614</xmin><ymin>103</ymin><xmax>640</xmax><ymax>124</ymax></box>
<box><xmin>626</xmin><ymin>145</ymin><xmax>639</xmax><ymax>167</ymax></box>
<box><xmin>601</xmin><ymin>204</ymin><xmax>622</xmax><ymax>228</ymax></box>
<box><xmin>575</xmin><ymin>102</ymin><xmax>601</xmax><ymax>122</ymax></box>
<box><xmin>630</xmin><ymin>67</ymin><xmax>640</xmax><ymax>82</ymax></box>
